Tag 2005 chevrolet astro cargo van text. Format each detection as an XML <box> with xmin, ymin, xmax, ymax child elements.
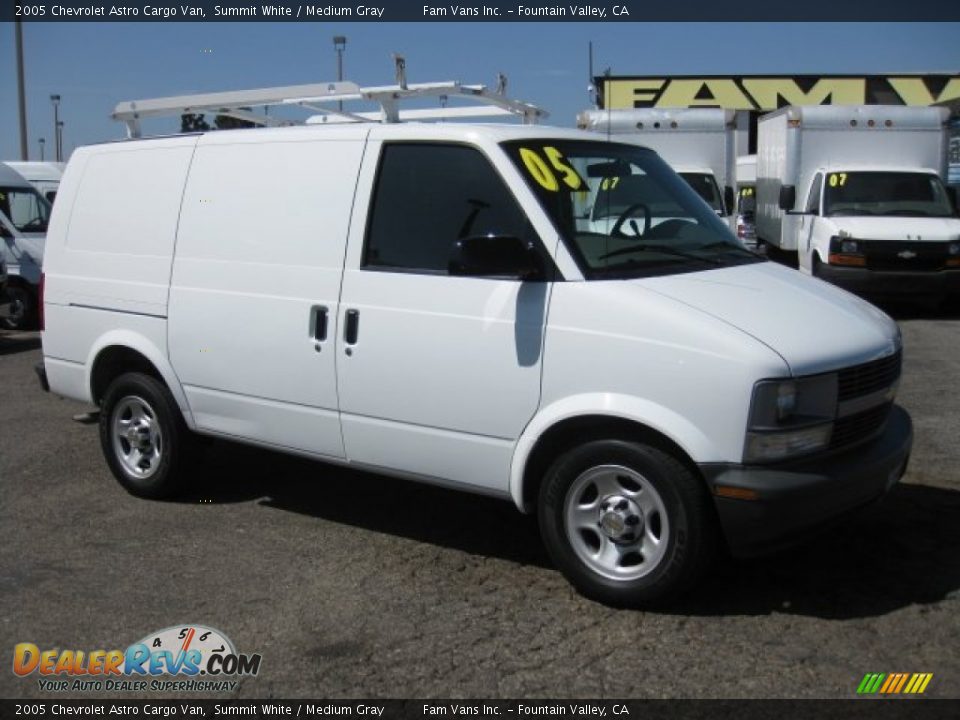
<box><xmin>38</xmin><ymin>120</ymin><xmax>912</xmax><ymax>605</ymax></box>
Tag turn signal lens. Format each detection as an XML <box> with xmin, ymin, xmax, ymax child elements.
<box><xmin>828</xmin><ymin>253</ymin><xmax>867</xmax><ymax>267</ymax></box>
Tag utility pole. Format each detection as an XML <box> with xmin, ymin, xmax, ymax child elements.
<box><xmin>333</xmin><ymin>36</ymin><xmax>346</xmax><ymax>111</ymax></box>
<box><xmin>16</xmin><ymin>20</ymin><xmax>29</xmax><ymax>160</ymax></box>
<box><xmin>51</xmin><ymin>95</ymin><xmax>61</xmax><ymax>161</ymax></box>
<box><xmin>39</xmin><ymin>137</ymin><xmax>45</xmax><ymax>161</ymax></box>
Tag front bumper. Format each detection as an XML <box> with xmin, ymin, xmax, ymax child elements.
<box><xmin>816</xmin><ymin>264</ymin><xmax>960</xmax><ymax>296</ymax></box>
<box><xmin>701</xmin><ymin>404</ymin><xmax>912</xmax><ymax>558</ymax></box>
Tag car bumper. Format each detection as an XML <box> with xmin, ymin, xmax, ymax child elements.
<box><xmin>700</xmin><ymin>404</ymin><xmax>912</xmax><ymax>558</ymax></box>
<box><xmin>35</xmin><ymin>361</ymin><xmax>49</xmax><ymax>392</ymax></box>
<box><xmin>815</xmin><ymin>265</ymin><xmax>960</xmax><ymax>296</ymax></box>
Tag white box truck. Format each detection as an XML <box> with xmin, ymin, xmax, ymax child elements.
<box><xmin>577</xmin><ymin>108</ymin><xmax>737</xmax><ymax>226</ymax></box>
<box><xmin>756</xmin><ymin>105</ymin><xmax>960</xmax><ymax>297</ymax></box>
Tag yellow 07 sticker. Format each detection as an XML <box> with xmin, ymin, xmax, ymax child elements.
<box><xmin>828</xmin><ymin>173</ymin><xmax>848</xmax><ymax>187</ymax></box>
<box><xmin>518</xmin><ymin>146</ymin><xmax>585</xmax><ymax>192</ymax></box>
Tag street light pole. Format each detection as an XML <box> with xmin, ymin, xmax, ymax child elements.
<box><xmin>57</xmin><ymin>121</ymin><xmax>64</xmax><ymax>161</ymax></box>
<box><xmin>15</xmin><ymin>20</ymin><xmax>29</xmax><ymax>160</ymax></box>
<box><xmin>51</xmin><ymin>95</ymin><xmax>61</xmax><ymax>162</ymax></box>
<box><xmin>333</xmin><ymin>36</ymin><xmax>347</xmax><ymax>112</ymax></box>
<box><xmin>39</xmin><ymin>138</ymin><xmax>45</xmax><ymax>161</ymax></box>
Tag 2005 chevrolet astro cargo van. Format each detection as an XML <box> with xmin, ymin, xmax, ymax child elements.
<box><xmin>38</xmin><ymin>117</ymin><xmax>912</xmax><ymax>605</ymax></box>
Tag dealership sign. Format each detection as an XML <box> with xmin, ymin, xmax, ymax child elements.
<box><xmin>600</xmin><ymin>75</ymin><xmax>960</xmax><ymax>110</ymax></box>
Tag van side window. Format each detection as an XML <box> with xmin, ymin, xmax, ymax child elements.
<box><xmin>364</xmin><ymin>143</ymin><xmax>534</xmax><ymax>274</ymax></box>
<box><xmin>805</xmin><ymin>173</ymin><xmax>823</xmax><ymax>215</ymax></box>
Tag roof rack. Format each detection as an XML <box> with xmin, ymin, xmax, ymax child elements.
<box><xmin>112</xmin><ymin>57</ymin><xmax>548</xmax><ymax>138</ymax></box>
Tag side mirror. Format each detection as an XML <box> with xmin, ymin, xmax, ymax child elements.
<box><xmin>723</xmin><ymin>186</ymin><xmax>735</xmax><ymax>216</ymax></box>
<box><xmin>448</xmin><ymin>235</ymin><xmax>544</xmax><ymax>279</ymax></box>
<box><xmin>778</xmin><ymin>185</ymin><xmax>796</xmax><ymax>211</ymax></box>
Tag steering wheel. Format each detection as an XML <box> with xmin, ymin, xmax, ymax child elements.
<box><xmin>20</xmin><ymin>216</ymin><xmax>45</xmax><ymax>232</ymax></box>
<box><xmin>610</xmin><ymin>203</ymin><xmax>651</xmax><ymax>237</ymax></box>
<box><xmin>643</xmin><ymin>218</ymin><xmax>696</xmax><ymax>240</ymax></box>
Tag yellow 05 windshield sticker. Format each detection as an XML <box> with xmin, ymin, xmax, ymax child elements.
<box><xmin>518</xmin><ymin>146</ymin><xmax>585</xmax><ymax>192</ymax></box>
<box><xmin>828</xmin><ymin>172</ymin><xmax>848</xmax><ymax>187</ymax></box>
<box><xmin>740</xmin><ymin>187</ymin><xmax>754</xmax><ymax>197</ymax></box>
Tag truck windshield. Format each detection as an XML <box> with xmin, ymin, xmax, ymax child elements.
<box><xmin>679</xmin><ymin>172</ymin><xmax>724</xmax><ymax>213</ymax></box>
<box><xmin>502</xmin><ymin>140</ymin><xmax>760</xmax><ymax>280</ymax></box>
<box><xmin>823</xmin><ymin>171</ymin><xmax>955</xmax><ymax>218</ymax></box>
<box><xmin>0</xmin><ymin>186</ymin><xmax>51</xmax><ymax>233</ymax></box>
<box><xmin>737</xmin><ymin>186</ymin><xmax>756</xmax><ymax>217</ymax></box>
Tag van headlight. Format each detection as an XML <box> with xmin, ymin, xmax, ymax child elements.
<box><xmin>744</xmin><ymin>374</ymin><xmax>838</xmax><ymax>463</ymax></box>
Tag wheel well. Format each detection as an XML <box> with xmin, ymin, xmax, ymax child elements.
<box><xmin>90</xmin><ymin>346</ymin><xmax>164</xmax><ymax>406</ymax></box>
<box><xmin>5</xmin><ymin>275</ymin><xmax>35</xmax><ymax>292</ymax></box>
<box><xmin>521</xmin><ymin>415</ymin><xmax>700</xmax><ymax>511</ymax></box>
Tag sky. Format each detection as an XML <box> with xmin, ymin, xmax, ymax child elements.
<box><xmin>1</xmin><ymin>21</ymin><xmax>959</xmax><ymax>160</ymax></box>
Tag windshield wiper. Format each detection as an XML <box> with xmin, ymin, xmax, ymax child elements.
<box><xmin>883</xmin><ymin>209</ymin><xmax>932</xmax><ymax>217</ymax></box>
<box><xmin>697</xmin><ymin>241</ymin><xmax>760</xmax><ymax>257</ymax></box>
<box><xmin>597</xmin><ymin>243</ymin><xmax>722</xmax><ymax>265</ymax></box>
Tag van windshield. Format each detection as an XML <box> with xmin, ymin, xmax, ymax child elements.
<box><xmin>0</xmin><ymin>186</ymin><xmax>51</xmax><ymax>233</ymax></box>
<box><xmin>679</xmin><ymin>172</ymin><xmax>724</xmax><ymax>213</ymax></box>
<box><xmin>501</xmin><ymin>140</ymin><xmax>760</xmax><ymax>279</ymax></box>
<box><xmin>823</xmin><ymin>171</ymin><xmax>955</xmax><ymax>218</ymax></box>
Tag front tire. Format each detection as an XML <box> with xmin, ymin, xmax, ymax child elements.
<box><xmin>0</xmin><ymin>283</ymin><xmax>36</xmax><ymax>331</ymax></box>
<box><xmin>811</xmin><ymin>254</ymin><xmax>823</xmax><ymax>278</ymax></box>
<box><xmin>99</xmin><ymin>372</ymin><xmax>192</xmax><ymax>498</ymax></box>
<box><xmin>538</xmin><ymin>440</ymin><xmax>715</xmax><ymax>606</ymax></box>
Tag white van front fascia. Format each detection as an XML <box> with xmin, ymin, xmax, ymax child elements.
<box><xmin>509</xmin><ymin>392</ymin><xmax>719</xmax><ymax>511</ymax></box>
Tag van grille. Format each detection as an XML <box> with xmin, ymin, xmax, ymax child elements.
<box><xmin>837</xmin><ymin>351</ymin><xmax>902</xmax><ymax>402</ymax></box>
<box><xmin>831</xmin><ymin>403</ymin><xmax>892</xmax><ymax>450</ymax></box>
<box><xmin>862</xmin><ymin>240</ymin><xmax>953</xmax><ymax>273</ymax></box>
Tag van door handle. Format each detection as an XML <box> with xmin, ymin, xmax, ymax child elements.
<box><xmin>311</xmin><ymin>306</ymin><xmax>328</xmax><ymax>343</ymax></box>
<box><xmin>344</xmin><ymin>309</ymin><xmax>360</xmax><ymax>345</ymax></box>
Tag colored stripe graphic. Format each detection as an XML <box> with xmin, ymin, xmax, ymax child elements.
<box><xmin>857</xmin><ymin>673</ymin><xmax>933</xmax><ymax>695</ymax></box>
<box><xmin>858</xmin><ymin>673</ymin><xmax>885</xmax><ymax>694</ymax></box>
<box><xmin>893</xmin><ymin>673</ymin><xmax>909</xmax><ymax>693</ymax></box>
<box><xmin>880</xmin><ymin>674</ymin><xmax>896</xmax><ymax>693</ymax></box>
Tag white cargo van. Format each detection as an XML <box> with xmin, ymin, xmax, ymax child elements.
<box><xmin>577</xmin><ymin>108</ymin><xmax>737</xmax><ymax>227</ymax></box>
<box><xmin>0</xmin><ymin>163</ymin><xmax>50</xmax><ymax>329</ymax></box>
<box><xmin>39</xmin><ymin>116</ymin><xmax>911</xmax><ymax>605</ymax></box>
<box><xmin>756</xmin><ymin>105</ymin><xmax>960</xmax><ymax>297</ymax></box>
<box><xmin>4</xmin><ymin>161</ymin><xmax>65</xmax><ymax>204</ymax></box>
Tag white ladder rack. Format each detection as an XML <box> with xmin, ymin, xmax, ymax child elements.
<box><xmin>111</xmin><ymin>60</ymin><xmax>547</xmax><ymax>138</ymax></box>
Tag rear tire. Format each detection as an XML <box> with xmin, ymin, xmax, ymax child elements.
<box><xmin>538</xmin><ymin>439</ymin><xmax>715</xmax><ymax>607</ymax></box>
<box><xmin>99</xmin><ymin>372</ymin><xmax>192</xmax><ymax>499</ymax></box>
